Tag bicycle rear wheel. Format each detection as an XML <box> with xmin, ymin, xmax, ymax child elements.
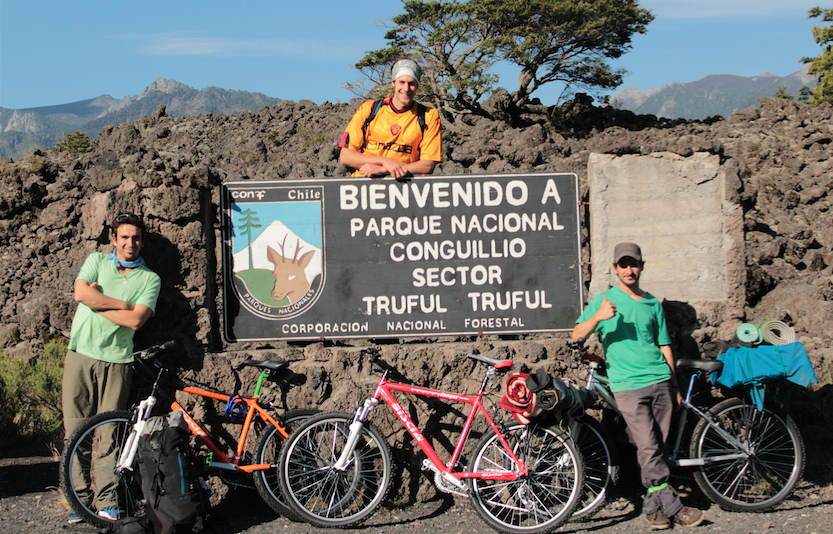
<box><xmin>469</xmin><ymin>422</ymin><xmax>584</xmax><ymax>534</ymax></box>
<box><xmin>253</xmin><ymin>408</ymin><xmax>320</xmax><ymax>520</ymax></box>
<box><xmin>59</xmin><ymin>410</ymin><xmax>143</xmax><ymax>527</ymax></box>
<box><xmin>278</xmin><ymin>412</ymin><xmax>392</xmax><ymax>528</ymax></box>
<box><xmin>690</xmin><ymin>397</ymin><xmax>804</xmax><ymax>512</ymax></box>
<box><xmin>570</xmin><ymin>416</ymin><xmax>619</xmax><ymax>520</ymax></box>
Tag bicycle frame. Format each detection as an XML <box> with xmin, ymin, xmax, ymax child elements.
<box><xmin>336</xmin><ymin>362</ymin><xmax>528</xmax><ymax>490</ymax></box>
<box><xmin>117</xmin><ymin>364</ymin><xmax>289</xmax><ymax>475</ymax></box>
<box><xmin>173</xmin><ymin>380</ymin><xmax>289</xmax><ymax>473</ymax></box>
<box><xmin>668</xmin><ymin>370</ymin><xmax>750</xmax><ymax>467</ymax></box>
<box><xmin>579</xmin><ymin>351</ymin><xmax>751</xmax><ymax>468</ymax></box>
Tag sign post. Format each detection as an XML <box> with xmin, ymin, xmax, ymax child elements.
<box><xmin>221</xmin><ymin>173</ymin><xmax>582</xmax><ymax>341</ymax></box>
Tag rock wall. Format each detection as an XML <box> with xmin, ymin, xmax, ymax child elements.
<box><xmin>1</xmin><ymin>95</ymin><xmax>832</xmax><ymax>503</ymax></box>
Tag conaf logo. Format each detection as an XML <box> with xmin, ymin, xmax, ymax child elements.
<box><xmin>228</xmin><ymin>187</ymin><xmax>325</xmax><ymax>320</ymax></box>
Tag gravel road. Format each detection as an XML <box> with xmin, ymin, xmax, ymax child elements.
<box><xmin>2</xmin><ymin>451</ymin><xmax>831</xmax><ymax>534</ymax></box>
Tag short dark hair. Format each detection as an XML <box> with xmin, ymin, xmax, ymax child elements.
<box><xmin>111</xmin><ymin>213</ymin><xmax>146</xmax><ymax>236</ymax></box>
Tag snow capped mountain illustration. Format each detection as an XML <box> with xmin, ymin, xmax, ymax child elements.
<box><xmin>232</xmin><ymin>219</ymin><xmax>322</xmax><ymax>283</ymax></box>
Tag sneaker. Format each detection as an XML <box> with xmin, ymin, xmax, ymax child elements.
<box><xmin>67</xmin><ymin>511</ymin><xmax>83</xmax><ymax>525</ymax></box>
<box><xmin>672</xmin><ymin>506</ymin><xmax>705</xmax><ymax>528</ymax></box>
<box><xmin>645</xmin><ymin>510</ymin><xmax>671</xmax><ymax>530</ymax></box>
<box><xmin>97</xmin><ymin>506</ymin><xmax>123</xmax><ymax>521</ymax></box>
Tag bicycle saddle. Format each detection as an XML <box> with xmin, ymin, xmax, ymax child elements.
<box><xmin>677</xmin><ymin>359</ymin><xmax>723</xmax><ymax>373</ymax></box>
<box><xmin>468</xmin><ymin>353</ymin><xmax>513</xmax><ymax>372</ymax></box>
<box><xmin>240</xmin><ymin>359</ymin><xmax>289</xmax><ymax>373</ymax></box>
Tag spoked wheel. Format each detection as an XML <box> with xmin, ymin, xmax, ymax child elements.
<box><xmin>278</xmin><ymin>412</ymin><xmax>392</xmax><ymax>528</ymax></box>
<box><xmin>690</xmin><ymin>397</ymin><xmax>804</xmax><ymax>512</ymax></box>
<box><xmin>59</xmin><ymin>411</ymin><xmax>144</xmax><ymax>527</ymax></box>
<box><xmin>468</xmin><ymin>423</ymin><xmax>584</xmax><ymax>534</ymax></box>
<box><xmin>570</xmin><ymin>416</ymin><xmax>619</xmax><ymax>520</ymax></box>
<box><xmin>253</xmin><ymin>408</ymin><xmax>320</xmax><ymax>521</ymax></box>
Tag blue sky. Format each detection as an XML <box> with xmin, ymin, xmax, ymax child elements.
<box><xmin>0</xmin><ymin>0</ymin><xmax>823</xmax><ymax>110</ymax></box>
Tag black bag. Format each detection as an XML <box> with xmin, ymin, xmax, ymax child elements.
<box><xmin>112</xmin><ymin>515</ymin><xmax>153</xmax><ymax>534</ymax></box>
<box><xmin>525</xmin><ymin>368</ymin><xmax>595</xmax><ymax>413</ymax></box>
<box><xmin>135</xmin><ymin>411</ymin><xmax>208</xmax><ymax>534</ymax></box>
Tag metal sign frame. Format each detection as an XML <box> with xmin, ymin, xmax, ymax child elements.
<box><xmin>220</xmin><ymin>172</ymin><xmax>583</xmax><ymax>341</ymax></box>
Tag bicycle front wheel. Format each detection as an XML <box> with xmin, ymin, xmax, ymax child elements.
<box><xmin>278</xmin><ymin>412</ymin><xmax>392</xmax><ymax>528</ymax></box>
<box><xmin>690</xmin><ymin>397</ymin><xmax>805</xmax><ymax>512</ymax></box>
<box><xmin>570</xmin><ymin>416</ymin><xmax>619</xmax><ymax>520</ymax></box>
<box><xmin>59</xmin><ymin>410</ymin><xmax>143</xmax><ymax>527</ymax></box>
<box><xmin>253</xmin><ymin>408</ymin><xmax>320</xmax><ymax>521</ymax></box>
<box><xmin>469</xmin><ymin>423</ymin><xmax>584</xmax><ymax>534</ymax></box>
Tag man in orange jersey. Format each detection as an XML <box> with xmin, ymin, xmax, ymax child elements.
<box><xmin>339</xmin><ymin>58</ymin><xmax>442</xmax><ymax>178</ymax></box>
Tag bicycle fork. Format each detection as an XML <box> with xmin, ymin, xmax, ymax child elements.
<box><xmin>115</xmin><ymin>394</ymin><xmax>157</xmax><ymax>472</ymax></box>
<box><xmin>333</xmin><ymin>397</ymin><xmax>378</xmax><ymax>470</ymax></box>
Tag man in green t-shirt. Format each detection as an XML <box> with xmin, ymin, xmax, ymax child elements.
<box><xmin>573</xmin><ymin>243</ymin><xmax>705</xmax><ymax>529</ymax></box>
<box><xmin>62</xmin><ymin>213</ymin><xmax>161</xmax><ymax>523</ymax></box>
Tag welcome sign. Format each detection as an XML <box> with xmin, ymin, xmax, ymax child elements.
<box><xmin>221</xmin><ymin>173</ymin><xmax>582</xmax><ymax>341</ymax></box>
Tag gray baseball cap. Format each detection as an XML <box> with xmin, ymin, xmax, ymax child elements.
<box><xmin>613</xmin><ymin>242</ymin><xmax>642</xmax><ymax>263</ymax></box>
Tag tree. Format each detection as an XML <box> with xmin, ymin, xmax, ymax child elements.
<box><xmin>57</xmin><ymin>131</ymin><xmax>93</xmax><ymax>153</ymax></box>
<box><xmin>802</xmin><ymin>5</ymin><xmax>833</xmax><ymax>105</ymax></box>
<box><xmin>773</xmin><ymin>84</ymin><xmax>794</xmax><ymax>100</ymax></box>
<box><xmin>351</xmin><ymin>0</ymin><xmax>654</xmax><ymax>119</ymax></box>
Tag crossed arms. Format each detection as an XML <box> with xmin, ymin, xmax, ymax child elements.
<box><xmin>74</xmin><ymin>279</ymin><xmax>152</xmax><ymax>331</ymax></box>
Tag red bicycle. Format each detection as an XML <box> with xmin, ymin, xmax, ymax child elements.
<box><xmin>278</xmin><ymin>346</ymin><xmax>584</xmax><ymax>534</ymax></box>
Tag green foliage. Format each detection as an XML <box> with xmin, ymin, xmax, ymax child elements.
<box><xmin>774</xmin><ymin>84</ymin><xmax>795</xmax><ymax>100</ymax></box>
<box><xmin>0</xmin><ymin>339</ymin><xmax>67</xmax><ymax>447</ymax></box>
<box><xmin>298</xmin><ymin>126</ymin><xmax>336</xmax><ymax>147</ymax></box>
<box><xmin>352</xmin><ymin>0</ymin><xmax>654</xmax><ymax>117</ymax></box>
<box><xmin>802</xmin><ymin>5</ymin><xmax>833</xmax><ymax>105</ymax></box>
<box><xmin>58</xmin><ymin>131</ymin><xmax>94</xmax><ymax>153</ymax></box>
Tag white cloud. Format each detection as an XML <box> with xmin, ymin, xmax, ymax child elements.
<box><xmin>645</xmin><ymin>0</ymin><xmax>820</xmax><ymax>19</ymax></box>
<box><xmin>131</xmin><ymin>33</ymin><xmax>354</xmax><ymax>60</ymax></box>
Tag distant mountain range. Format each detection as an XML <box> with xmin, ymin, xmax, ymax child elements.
<box><xmin>0</xmin><ymin>79</ymin><xmax>280</xmax><ymax>159</ymax></box>
<box><xmin>611</xmin><ymin>66</ymin><xmax>815</xmax><ymax>120</ymax></box>
<box><xmin>0</xmin><ymin>68</ymin><xmax>819</xmax><ymax>159</ymax></box>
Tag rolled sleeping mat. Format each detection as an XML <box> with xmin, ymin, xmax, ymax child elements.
<box><xmin>736</xmin><ymin>323</ymin><xmax>761</xmax><ymax>343</ymax></box>
<box><xmin>759</xmin><ymin>320</ymin><xmax>796</xmax><ymax>345</ymax></box>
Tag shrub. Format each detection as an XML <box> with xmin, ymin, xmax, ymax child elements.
<box><xmin>57</xmin><ymin>131</ymin><xmax>94</xmax><ymax>153</ymax></box>
<box><xmin>0</xmin><ymin>339</ymin><xmax>67</xmax><ymax>448</ymax></box>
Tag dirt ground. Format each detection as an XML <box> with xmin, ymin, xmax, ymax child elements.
<box><xmin>1</xmin><ymin>448</ymin><xmax>832</xmax><ymax>534</ymax></box>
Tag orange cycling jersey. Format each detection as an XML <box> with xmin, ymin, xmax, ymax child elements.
<box><xmin>339</xmin><ymin>99</ymin><xmax>443</xmax><ymax>177</ymax></box>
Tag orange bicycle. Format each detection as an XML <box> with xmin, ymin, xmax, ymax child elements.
<box><xmin>59</xmin><ymin>341</ymin><xmax>318</xmax><ymax>527</ymax></box>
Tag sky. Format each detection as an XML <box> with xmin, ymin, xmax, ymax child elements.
<box><xmin>0</xmin><ymin>0</ymin><xmax>825</xmax><ymax>110</ymax></box>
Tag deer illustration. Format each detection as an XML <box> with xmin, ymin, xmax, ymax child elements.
<box><xmin>266</xmin><ymin>235</ymin><xmax>316</xmax><ymax>305</ymax></box>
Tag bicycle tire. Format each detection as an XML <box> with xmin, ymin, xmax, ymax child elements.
<box><xmin>690</xmin><ymin>397</ymin><xmax>805</xmax><ymax>512</ymax></box>
<box><xmin>570</xmin><ymin>416</ymin><xmax>619</xmax><ymax>520</ymax></box>
<box><xmin>278</xmin><ymin>412</ymin><xmax>392</xmax><ymax>528</ymax></box>
<box><xmin>59</xmin><ymin>410</ymin><xmax>143</xmax><ymax>527</ymax></box>
<box><xmin>253</xmin><ymin>408</ymin><xmax>320</xmax><ymax>521</ymax></box>
<box><xmin>468</xmin><ymin>422</ymin><xmax>584</xmax><ymax>534</ymax></box>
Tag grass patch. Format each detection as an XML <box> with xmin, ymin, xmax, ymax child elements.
<box><xmin>0</xmin><ymin>339</ymin><xmax>66</xmax><ymax>449</ymax></box>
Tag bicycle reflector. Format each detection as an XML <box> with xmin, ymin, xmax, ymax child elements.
<box><xmin>224</xmin><ymin>394</ymin><xmax>248</xmax><ymax>421</ymax></box>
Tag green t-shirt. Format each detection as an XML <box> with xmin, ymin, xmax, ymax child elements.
<box><xmin>68</xmin><ymin>252</ymin><xmax>161</xmax><ymax>364</ymax></box>
<box><xmin>576</xmin><ymin>286</ymin><xmax>672</xmax><ymax>393</ymax></box>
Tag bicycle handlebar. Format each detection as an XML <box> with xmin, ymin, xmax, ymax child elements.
<box><xmin>135</xmin><ymin>340</ymin><xmax>178</xmax><ymax>361</ymax></box>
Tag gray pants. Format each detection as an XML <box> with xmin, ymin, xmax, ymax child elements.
<box><xmin>614</xmin><ymin>380</ymin><xmax>682</xmax><ymax>517</ymax></box>
<box><xmin>62</xmin><ymin>349</ymin><xmax>133</xmax><ymax>509</ymax></box>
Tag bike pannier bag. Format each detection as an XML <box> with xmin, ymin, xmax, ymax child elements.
<box><xmin>136</xmin><ymin>410</ymin><xmax>207</xmax><ymax>534</ymax></box>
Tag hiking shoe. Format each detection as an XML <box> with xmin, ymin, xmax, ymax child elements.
<box><xmin>97</xmin><ymin>506</ymin><xmax>123</xmax><ymax>521</ymax></box>
<box><xmin>672</xmin><ymin>506</ymin><xmax>705</xmax><ymax>528</ymax></box>
<box><xmin>67</xmin><ymin>511</ymin><xmax>83</xmax><ymax>525</ymax></box>
<box><xmin>645</xmin><ymin>510</ymin><xmax>671</xmax><ymax>530</ymax></box>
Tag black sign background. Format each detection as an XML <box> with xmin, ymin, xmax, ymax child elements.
<box><xmin>221</xmin><ymin>173</ymin><xmax>582</xmax><ymax>341</ymax></box>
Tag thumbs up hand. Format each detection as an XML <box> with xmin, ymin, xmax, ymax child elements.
<box><xmin>595</xmin><ymin>295</ymin><xmax>617</xmax><ymax>321</ymax></box>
